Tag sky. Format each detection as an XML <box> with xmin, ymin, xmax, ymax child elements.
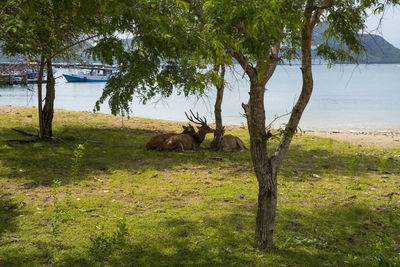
<box><xmin>365</xmin><ymin>5</ymin><xmax>400</xmax><ymax>48</ymax></box>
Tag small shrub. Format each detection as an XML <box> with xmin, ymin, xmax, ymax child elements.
<box><xmin>378</xmin><ymin>157</ymin><xmax>388</xmax><ymax>174</ymax></box>
<box><xmin>71</xmin><ymin>144</ymin><xmax>86</xmax><ymax>179</ymax></box>
<box><xmin>89</xmin><ymin>219</ymin><xmax>129</xmax><ymax>263</ymax></box>
<box><xmin>346</xmin><ymin>180</ymin><xmax>363</xmax><ymax>191</ymax></box>
<box><xmin>365</xmin><ymin>236</ymin><xmax>400</xmax><ymax>266</ymax></box>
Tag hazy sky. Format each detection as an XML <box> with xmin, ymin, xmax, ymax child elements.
<box><xmin>366</xmin><ymin>6</ymin><xmax>400</xmax><ymax>48</ymax></box>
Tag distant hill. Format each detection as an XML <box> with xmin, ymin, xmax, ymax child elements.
<box><xmin>2</xmin><ymin>26</ymin><xmax>400</xmax><ymax>64</ymax></box>
<box><xmin>313</xmin><ymin>24</ymin><xmax>400</xmax><ymax>64</ymax></box>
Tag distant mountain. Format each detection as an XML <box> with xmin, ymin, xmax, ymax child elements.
<box><xmin>2</xmin><ymin>25</ymin><xmax>400</xmax><ymax>64</ymax></box>
<box><xmin>313</xmin><ymin>24</ymin><xmax>400</xmax><ymax>64</ymax></box>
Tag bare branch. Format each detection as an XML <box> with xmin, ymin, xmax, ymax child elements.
<box><xmin>226</xmin><ymin>47</ymin><xmax>257</xmax><ymax>83</ymax></box>
<box><xmin>266</xmin><ymin>111</ymin><xmax>292</xmax><ymax>130</ymax></box>
<box><xmin>51</xmin><ymin>33</ymin><xmax>101</xmax><ymax>58</ymax></box>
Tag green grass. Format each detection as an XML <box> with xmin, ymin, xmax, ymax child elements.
<box><xmin>0</xmin><ymin>107</ymin><xmax>399</xmax><ymax>266</ymax></box>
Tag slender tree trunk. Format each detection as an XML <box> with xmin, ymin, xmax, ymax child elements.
<box><xmin>252</xmin><ymin>0</ymin><xmax>319</xmax><ymax>249</ymax></box>
<box><xmin>37</xmin><ymin>56</ymin><xmax>45</xmax><ymax>139</ymax></box>
<box><xmin>254</xmin><ymin>168</ymin><xmax>277</xmax><ymax>248</ymax></box>
<box><xmin>246</xmin><ymin>81</ymin><xmax>278</xmax><ymax>249</ymax></box>
<box><xmin>41</xmin><ymin>58</ymin><xmax>55</xmax><ymax>139</ymax></box>
<box><xmin>211</xmin><ymin>64</ymin><xmax>226</xmax><ymax>149</ymax></box>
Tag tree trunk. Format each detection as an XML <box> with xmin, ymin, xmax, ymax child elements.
<box><xmin>254</xmin><ymin>168</ymin><xmax>277</xmax><ymax>249</ymax></box>
<box><xmin>211</xmin><ymin>64</ymin><xmax>226</xmax><ymax>149</ymax></box>
<box><xmin>246</xmin><ymin>81</ymin><xmax>278</xmax><ymax>249</ymax></box>
<box><xmin>37</xmin><ymin>56</ymin><xmax>45</xmax><ymax>139</ymax></box>
<box><xmin>40</xmin><ymin>58</ymin><xmax>55</xmax><ymax>139</ymax></box>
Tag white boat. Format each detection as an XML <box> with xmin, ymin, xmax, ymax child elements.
<box><xmin>63</xmin><ymin>67</ymin><xmax>118</xmax><ymax>82</ymax></box>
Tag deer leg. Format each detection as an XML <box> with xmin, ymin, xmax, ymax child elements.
<box><xmin>178</xmin><ymin>142</ymin><xmax>185</xmax><ymax>152</ymax></box>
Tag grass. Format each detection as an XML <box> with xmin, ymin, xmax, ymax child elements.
<box><xmin>0</xmin><ymin>107</ymin><xmax>399</xmax><ymax>266</ymax></box>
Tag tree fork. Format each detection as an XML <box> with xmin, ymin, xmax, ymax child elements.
<box><xmin>245</xmin><ymin>81</ymin><xmax>279</xmax><ymax>249</ymax></box>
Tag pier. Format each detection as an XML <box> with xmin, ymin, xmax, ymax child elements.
<box><xmin>0</xmin><ymin>62</ymin><xmax>116</xmax><ymax>85</ymax></box>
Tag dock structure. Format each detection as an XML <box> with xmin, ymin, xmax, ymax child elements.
<box><xmin>0</xmin><ymin>62</ymin><xmax>117</xmax><ymax>85</ymax></box>
<box><xmin>0</xmin><ymin>63</ymin><xmax>40</xmax><ymax>85</ymax></box>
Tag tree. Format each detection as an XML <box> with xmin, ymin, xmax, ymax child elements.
<box><xmin>209</xmin><ymin>63</ymin><xmax>226</xmax><ymax>150</ymax></box>
<box><xmin>90</xmin><ymin>1</ymin><xmax>231</xmax><ymax>149</ymax></box>
<box><xmin>91</xmin><ymin>0</ymin><xmax>399</xmax><ymax>249</ymax></box>
<box><xmin>0</xmin><ymin>0</ymin><xmax>110</xmax><ymax>139</ymax></box>
<box><xmin>90</xmin><ymin>0</ymin><xmax>219</xmax><ymax>116</ymax></box>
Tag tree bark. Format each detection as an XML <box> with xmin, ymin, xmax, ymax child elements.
<box><xmin>37</xmin><ymin>56</ymin><xmax>45</xmax><ymax>139</ymax></box>
<box><xmin>40</xmin><ymin>58</ymin><xmax>55</xmax><ymax>139</ymax></box>
<box><xmin>273</xmin><ymin>0</ymin><xmax>318</xmax><ymax>166</ymax></box>
<box><xmin>254</xmin><ymin>167</ymin><xmax>277</xmax><ymax>249</ymax></box>
<box><xmin>211</xmin><ymin>64</ymin><xmax>226</xmax><ymax>149</ymax></box>
<box><xmin>254</xmin><ymin>0</ymin><xmax>319</xmax><ymax>249</ymax></box>
<box><xmin>247</xmin><ymin>81</ymin><xmax>278</xmax><ymax>249</ymax></box>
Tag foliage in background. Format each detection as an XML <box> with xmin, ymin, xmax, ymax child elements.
<box><xmin>0</xmin><ymin>0</ymin><xmax>113</xmax><ymax>138</ymax></box>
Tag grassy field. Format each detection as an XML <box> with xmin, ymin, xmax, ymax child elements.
<box><xmin>0</xmin><ymin>107</ymin><xmax>399</xmax><ymax>266</ymax></box>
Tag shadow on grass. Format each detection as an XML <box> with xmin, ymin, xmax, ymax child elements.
<box><xmin>0</xmin><ymin>195</ymin><xmax>21</xmax><ymax>239</ymax></box>
<box><xmin>1</xmin><ymin>125</ymin><xmax>399</xmax><ymax>187</ymax></box>
<box><xmin>48</xmin><ymin>202</ymin><xmax>399</xmax><ymax>266</ymax></box>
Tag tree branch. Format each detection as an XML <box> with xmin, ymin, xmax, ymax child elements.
<box><xmin>236</xmin><ymin>25</ymin><xmax>250</xmax><ymax>37</ymax></box>
<box><xmin>266</xmin><ymin>111</ymin><xmax>291</xmax><ymax>130</ymax></box>
<box><xmin>272</xmin><ymin>0</ymin><xmax>319</xmax><ymax>166</ymax></box>
<box><xmin>226</xmin><ymin>47</ymin><xmax>257</xmax><ymax>83</ymax></box>
<box><xmin>315</xmin><ymin>0</ymin><xmax>334</xmax><ymax>10</ymax></box>
<box><xmin>261</xmin><ymin>40</ymin><xmax>282</xmax><ymax>86</ymax></box>
<box><xmin>51</xmin><ymin>33</ymin><xmax>101</xmax><ymax>58</ymax></box>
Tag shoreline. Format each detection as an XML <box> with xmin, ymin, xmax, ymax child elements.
<box><xmin>303</xmin><ymin>129</ymin><xmax>400</xmax><ymax>148</ymax></box>
<box><xmin>1</xmin><ymin>105</ymin><xmax>400</xmax><ymax>148</ymax></box>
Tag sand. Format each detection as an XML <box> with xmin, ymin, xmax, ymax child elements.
<box><xmin>304</xmin><ymin>130</ymin><xmax>400</xmax><ymax>148</ymax></box>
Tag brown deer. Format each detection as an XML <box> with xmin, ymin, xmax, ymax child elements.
<box><xmin>213</xmin><ymin>126</ymin><xmax>246</xmax><ymax>151</ymax></box>
<box><xmin>146</xmin><ymin>124</ymin><xmax>195</xmax><ymax>150</ymax></box>
<box><xmin>162</xmin><ymin>110</ymin><xmax>214</xmax><ymax>151</ymax></box>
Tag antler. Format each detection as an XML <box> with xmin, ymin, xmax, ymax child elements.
<box><xmin>185</xmin><ymin>110</ymin><xmax>207</xmax><ymax>126</ymax></box>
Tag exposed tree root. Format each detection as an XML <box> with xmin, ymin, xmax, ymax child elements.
<box><xmin>6</xmin><ymin>138</ymin><xmax>39</xmax><ymax>145</ymax></box>
<box><xmin>11</xmin><ymin>128</ymin><xmax>39</xmax><ymax>137</ymax></box>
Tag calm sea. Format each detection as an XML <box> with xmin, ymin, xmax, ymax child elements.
<box><xmin>1</xmin><ymin>64</ymin><xmax>399</xmax><ymax>131</ymax></box>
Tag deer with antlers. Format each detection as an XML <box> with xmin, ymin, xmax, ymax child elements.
<box><xmin>160</xmin><ymin>110</ymin><xmax>214</xmax><ymax>152</ymax></box>
<box><xmin>146</xmin><ymin>124</ymin><xmax>196</xmax><ymax>150</ymax></box>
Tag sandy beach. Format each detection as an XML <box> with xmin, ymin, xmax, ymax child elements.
<box><xmin>304</xmin><ymin>129</ymin><xmax>400</xmax><ymax>148</ymax></box>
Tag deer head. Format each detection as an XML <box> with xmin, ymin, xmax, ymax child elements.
<box><xmin>185</xmin><ymin>110</ymin><xmax>214</xmax><ymax>144</ymax></box>
<box><xmin>185</xmin><ymin>110</ymin><xmax>214</xmax><ymax>133</ymax></box>
<box><xmin>181</xmin><ymin>123</ymin><xmax>195</xmax><ymax>135</ymax></box>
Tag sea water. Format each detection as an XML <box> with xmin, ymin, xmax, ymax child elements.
<box><xmin>0</xmin><ymin>64</ymin><xmax>399</xmax><ymax>131</ymax></box>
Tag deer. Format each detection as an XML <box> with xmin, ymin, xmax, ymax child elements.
<box><xmin>146</xmin><ymin>124</ymin><xmax>195</xmax><ymax>150</ymax></box>
<box><xmin>161</xmin><ymin>110</ymin><xmax>214</xmax><ymax>152</ymax></box>
<box><xmin>212</xmin><ymin>126</ymin><xmax>246</xmax><ymax>151</ymax></box>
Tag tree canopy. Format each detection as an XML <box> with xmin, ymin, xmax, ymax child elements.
<box><xmin>0</xmin><ymin>0</ymin><xmax>114</xmax><ymax>138</ymax></box>
<box><xmin>90</xmin><ymin>0</ymin><xmax>400</xmax><ymax>249</ymax></box>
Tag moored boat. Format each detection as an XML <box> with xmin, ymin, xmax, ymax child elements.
<box><xmin>63</xmin><ymin>67</ymin><xmax>117</xmax><ymax>82</ymax></box>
